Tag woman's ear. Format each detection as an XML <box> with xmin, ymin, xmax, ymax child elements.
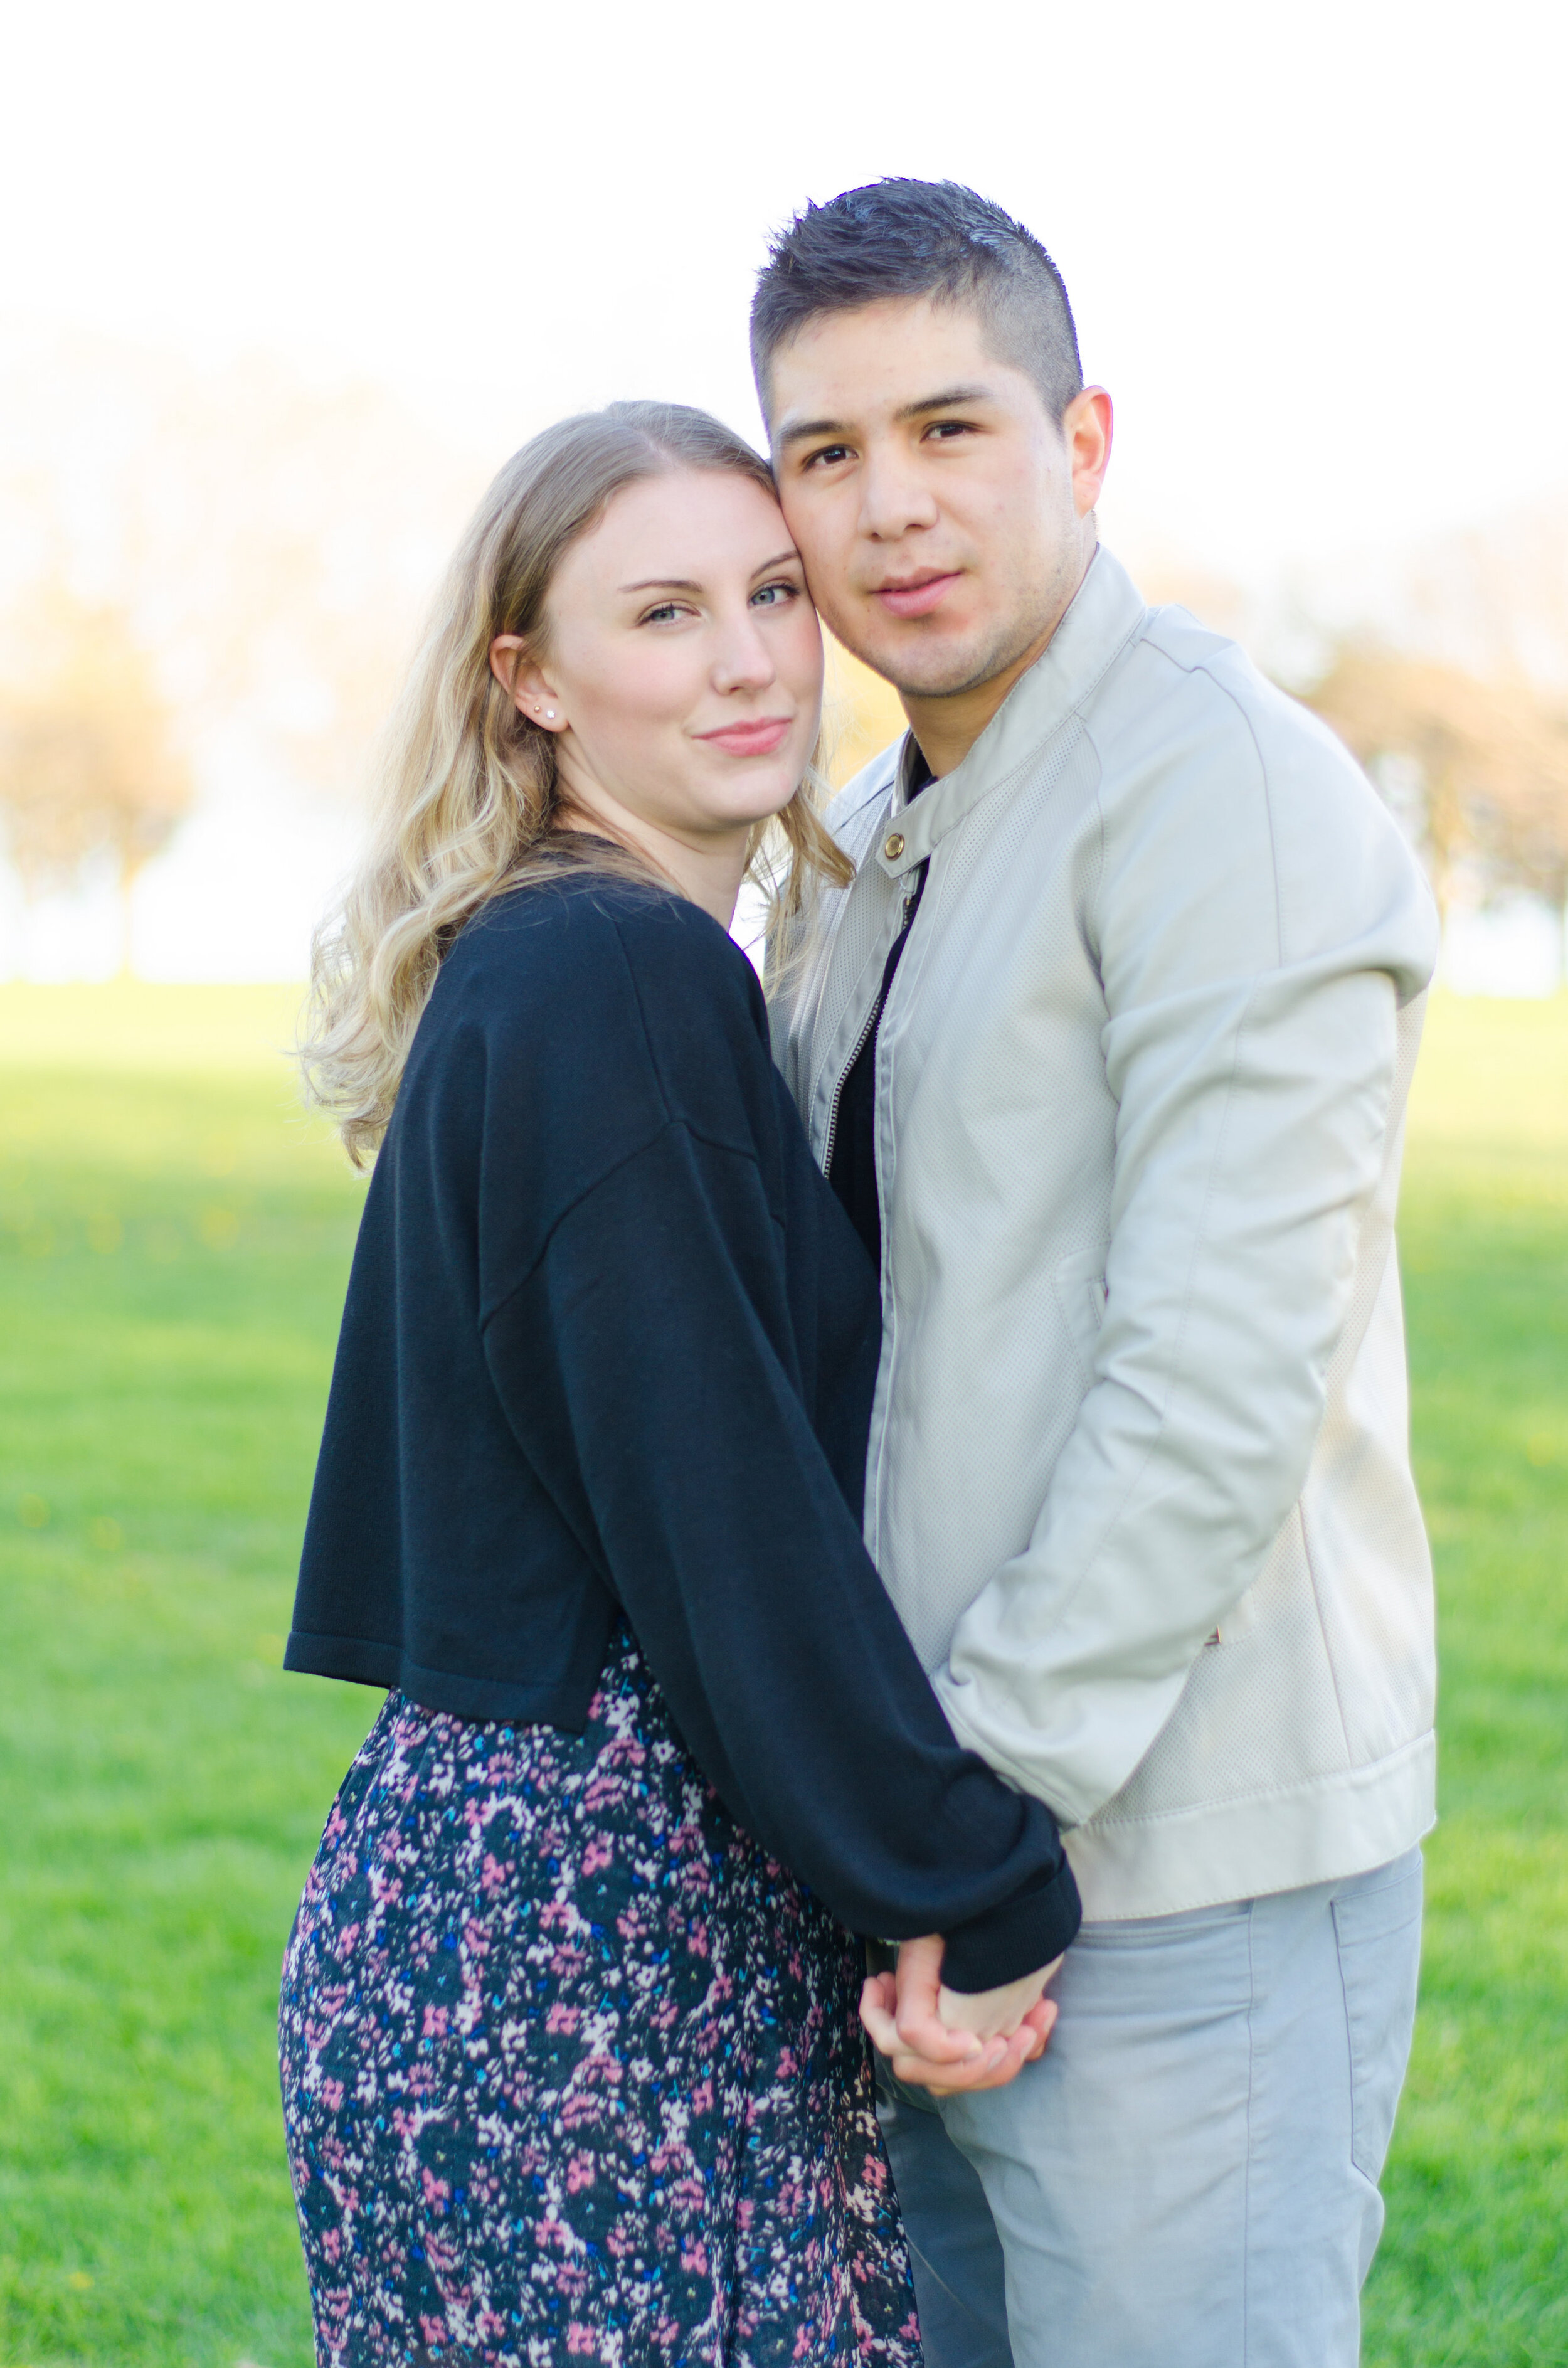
<box><xmin>489</xmin><ymin>634</ymin><xmax>567</xmax><ymax>733</ymax></box>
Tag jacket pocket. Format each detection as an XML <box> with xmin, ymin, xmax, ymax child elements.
<box><xmin>1332</xmin><ymin>1849</ymin><xmax>1423</xmax><ymax>2184</ymax></box>
<box><xmin>1052</xmin><ymin>1247</ymin><xmax>1108</xmax><ymax>1388</ymax></box>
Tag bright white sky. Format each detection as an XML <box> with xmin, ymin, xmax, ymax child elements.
<box><xmin>4</xmin><ymin>0</ymin><xmax>1566</xmax><ymax>576</ymax></box>
<box><xmin>3</xmin><ymin>0</ymin><xmax>1567</xmax><ymax>981</ymax></box>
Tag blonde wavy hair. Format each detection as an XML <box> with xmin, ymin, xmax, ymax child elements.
<box><xmin>299</xmin><ymin>400</ymin><xmax>851</xmax><ymax>1165</ymax></box>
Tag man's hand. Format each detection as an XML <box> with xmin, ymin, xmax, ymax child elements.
<box><xmin>859</xmin><ymin>1935</ymin><xmax>1059</xmax><ymax>2095</ymax></box>
<box><xmin>938</xmin><ymin>1954</ymin><xmax>1063</xmax><ymax>2042</ymax></box>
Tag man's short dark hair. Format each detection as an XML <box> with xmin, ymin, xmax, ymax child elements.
<box><xmin>751</xmin><ymin>179</ymin><xmax>1084</xmax><ymax>426</ymax></box>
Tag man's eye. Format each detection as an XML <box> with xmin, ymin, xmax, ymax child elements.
<box><xmin>927</xmin><ymin>420</ymin><xmax>975</xmax><ymax>442</ymax></box>
<box><xmin>803</xmin><ymin>443</ymin><xmax>852</xmax><ymax>470</ymax></box>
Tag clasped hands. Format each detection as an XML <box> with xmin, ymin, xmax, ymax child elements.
<box><xmin>860</xmin><ymin>1936</ymin><xmax>1064</xmax><ymax>2095</ymax></box>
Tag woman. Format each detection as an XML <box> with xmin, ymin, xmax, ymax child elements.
<box><xmin>280</xmin><ymin>401</ymin><xmax>1078</xmax><ymax>2367</ymax></box>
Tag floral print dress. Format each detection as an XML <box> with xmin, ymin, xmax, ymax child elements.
<box><xmin>280</xmin><ymin>1625</ymin><xmax>922</xmax><ymax>2367</ymax></box>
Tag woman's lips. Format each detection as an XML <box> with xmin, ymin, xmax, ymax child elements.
<box><xmin>875</xmin><ymin>571</ymin><xmax>961</xmax><ymax>620</ymax></box>
<box><xmin>697</xmin><ymin>716</ymin><xmax>792</xmax><ymax>757</ymax></box>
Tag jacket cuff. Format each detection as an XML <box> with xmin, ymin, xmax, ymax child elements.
<box><xmin>939</xmin><ymin>1856</ymin><xmax>1083</xmax><ymax>1994</ymax></box>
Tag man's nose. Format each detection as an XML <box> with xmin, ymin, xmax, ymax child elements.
<box><xmin>857</xmin><ymin>446</ymin><xmax>940</xmax><ymax>541</ymax></box>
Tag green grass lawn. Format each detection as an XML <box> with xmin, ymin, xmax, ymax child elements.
<box><xmin>0</xmin><ymin>982</ymin><xmax>1564</xmax><ymax>2367</ymax></box>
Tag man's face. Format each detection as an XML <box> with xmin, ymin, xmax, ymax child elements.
<box><xmin>767</xmin><ymin>296</ymin><xmax>1101</xmax><ymax>701</ymax></box>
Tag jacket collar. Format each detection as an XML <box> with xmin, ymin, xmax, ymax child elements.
<box><xmin>874</xmin><ymin>545</ymin><xmax>1147</xmax><ymax>879</ymax></box>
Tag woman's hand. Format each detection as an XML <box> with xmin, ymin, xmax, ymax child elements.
<box><xmin>859</xmin><ymin>1935</ymin><xmax>1060</xmax><ymax>2095</ymax></box>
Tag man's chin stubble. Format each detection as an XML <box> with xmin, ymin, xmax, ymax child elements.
<box><xmin>884</xmin><ymin>616</ymin><xmax>1054</xmax><ymax>704</ymax></box>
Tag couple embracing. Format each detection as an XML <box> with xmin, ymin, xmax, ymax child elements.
<box><xmin>280</xmin><ymin>179</ymin><xmax>1439</xmax><ymax>2368</ymax></box>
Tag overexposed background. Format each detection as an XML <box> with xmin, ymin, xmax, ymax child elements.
<box><xmin>2</xmin><ymin>0</ymin><xmax>1565</xmax><ymax>985</ymax></box>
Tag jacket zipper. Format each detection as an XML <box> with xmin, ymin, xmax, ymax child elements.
<box><xmin>820</xmin><ymin>999</ymin><xmax>879</xmax><ymax>1178</ymax></box>
<box><xmin>819</xmin><ymin>876</ymin><xmax>924</xmax><ymax>1179</ymax></box>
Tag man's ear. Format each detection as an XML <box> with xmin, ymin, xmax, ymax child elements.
<box><xmin>1063</xmin><ymin>388</ymin><xmax>1114</xmax><ymax>518</ymax></box>
<box><xmin>490</xmin><ymin>634</ymin><xmax>567</xmax><ymax>733</ymax></box>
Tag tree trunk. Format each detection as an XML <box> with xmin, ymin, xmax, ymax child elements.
<box><xmin>116</xmin><ymin>855</ymin><xmax>144</xmax><ymax>982</ymax></box>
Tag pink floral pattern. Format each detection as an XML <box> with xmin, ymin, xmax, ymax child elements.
<box><xmin>280</xmin><ymin>1627</ymin><xmax>921</xmax><ymax>2365</ymax></box>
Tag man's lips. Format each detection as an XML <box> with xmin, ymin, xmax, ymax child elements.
<box><xmin>873</xmin><ymin>570</ymin><xmax>962</xmax><ymax>620</ymax></box>
<box><xmin>696</xmin><ymin>716</ymin><xmax>792</xmax><ymax>757</ymax></box>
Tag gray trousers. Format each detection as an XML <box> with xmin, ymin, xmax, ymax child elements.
<box><xmin>877</xmin><ymin>1849</ymin><xmax>1422</xmax><ymax>2368</ymax></box>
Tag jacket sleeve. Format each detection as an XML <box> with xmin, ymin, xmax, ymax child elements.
<box><xmin>934</xmin><ymin>677</ymin><xmax>1441</xmax><ymax>1829</ymax></box>
<box><xmin>481</xmin><ymin>1117</ymin><xmax>1079</xmax><ymax>1991</ymax></box>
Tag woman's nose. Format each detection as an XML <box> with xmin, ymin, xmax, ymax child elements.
<box><xmin>711</xmin><ymin>612</ymin><xmax>778</xmax><ymax>694</ymax></box>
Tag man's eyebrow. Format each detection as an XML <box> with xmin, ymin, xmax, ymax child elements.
<box><xmin>775</xmin><ymin>416</ymin><xmax>847</xmax><ymax>450</ymax></box>
<box><xmin>776</xmin><ymin>385</ymin><xmax>997</xmax><ymax>448</ymax></box>
<box><xmin>894</xmin><ymin>383</ymin><xmax>995</xmax><ymax>422</ymax></box>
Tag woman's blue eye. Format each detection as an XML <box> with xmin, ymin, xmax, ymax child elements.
<box><xmin>751</xmin><ymin>581</ymin><xmax>797</xmax><ymax>608</ymax></box>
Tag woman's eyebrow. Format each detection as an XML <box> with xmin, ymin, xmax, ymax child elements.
<box><xmin>618</xmin><ymin>551</ymin><xmax>800</xmax><ymax>595</ymax></box>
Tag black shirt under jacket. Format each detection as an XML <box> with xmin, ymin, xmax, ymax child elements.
<box><xmin>828</xmin><ymin>748</ymin><xmax>933</xmax><ymax>1268</ymax></box>
<box><xmin>287</xmin><ymin>876</ymin><xmax>1078</xmax><ymax>1992</ymax></box>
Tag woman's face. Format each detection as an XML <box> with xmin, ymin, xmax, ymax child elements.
<box><xmin>514</xmin><ymin>467</ymin><xmax>824</xmax><ymax>847</ymax></box>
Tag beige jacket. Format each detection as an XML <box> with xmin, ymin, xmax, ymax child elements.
<box><xmin>773</xmin><ymin>548</ymin><xmax>1441</xmax><ymax>1921</ymax></box>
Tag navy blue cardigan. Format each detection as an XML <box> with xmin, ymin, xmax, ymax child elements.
<box><xmin>287</xmin><ymin>874</ymin><xmax>1079</xmax><ymax>1990</ymax></box>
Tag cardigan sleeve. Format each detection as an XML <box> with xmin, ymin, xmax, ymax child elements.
<box><xmin>480</xmin><ymin>1112</ymin><xmax>1079</xmax><ymax>1993</ymax></box>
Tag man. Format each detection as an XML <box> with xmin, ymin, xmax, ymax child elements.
<box><xmin>751</xmin><ymin>179</ymin><xmax>1439</xmax><ymax>2368</ymax></box>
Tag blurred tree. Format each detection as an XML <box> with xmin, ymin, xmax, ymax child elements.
<box><xmin>1306</xmin><ymin>649</ymin><xmax>1568</xmax><ymax>921</ymax></box>
<box><xmin>0</xmin><ymin>595</ymin><xmax>193</xmax><ymax>975</ymax></box>
<box><xmin>0</xmin><ymin>339</ymin><xmax>483</xmax><ymax>826</ymax></box>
